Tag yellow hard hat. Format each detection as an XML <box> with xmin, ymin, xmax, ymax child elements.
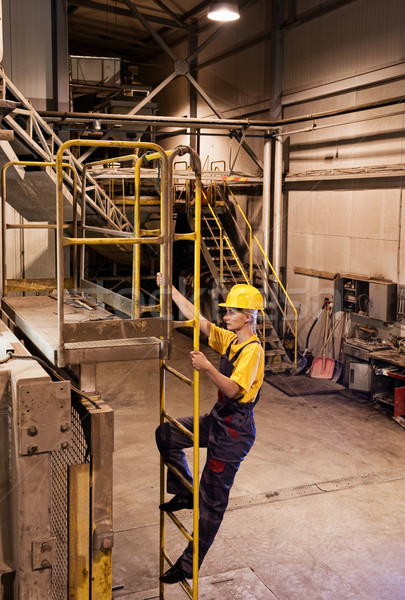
<box><xmin>218</xmin><ymin>284</ymin><xmax>264</xmax><ymax>310</ymax></box>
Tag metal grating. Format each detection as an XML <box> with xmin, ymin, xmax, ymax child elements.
<box><xmin>50</xmin><ymin>401</ymin><xmax>89</xmax><ymax>600</ymax></box>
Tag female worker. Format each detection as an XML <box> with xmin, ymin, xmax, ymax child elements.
<box><xmin>155</xmin><ymin>274</ymin><xmax>265</xmax><ymax>584</ymax></box>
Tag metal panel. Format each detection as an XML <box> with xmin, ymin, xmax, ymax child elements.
<box><xmin>0</xmin><ymin>370</ymin><xmax>12</xmax><ymax>582</ymax></box>
<box><xmin>394</xmin><ymin>387</ymin><xmax>405</xmax><ymax>417</ymax></box>
<box><xmin>2</xmin><ymin>0</ymin><xmax>53</xmax><ymax>110</ymax></box>
<box><xmin>284</xmin><ymin>0</ymin><xmax>405</xmax><ymax>95</ymax></box>
<box><xmin>18</xmin><ymin>380</ymin><xmax>71</xmax><ymax>456</ymax></box>
<box><xmin>349</xmin><ymin>362</ymin><xmax>372</xmax><ymax>392</ymax></box>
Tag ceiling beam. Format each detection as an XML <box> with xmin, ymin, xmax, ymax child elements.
<box><xmin>67</xmin><ymin>0</ymin><xmax>182</xmax><ymax>29</ymax></box>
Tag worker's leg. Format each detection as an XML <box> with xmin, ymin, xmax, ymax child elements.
<box><xmin>155</xmin><ymin>415</ymin><xmax>211</xmax><ymax>496</ymax></box>
<box><xmin>175</xmin><ymin>409</ymin><xmax>256</xmax><ymax>576</ymax></box>
<box><xmin>175</xmin><ymin>448</ymin><xmax>240</xmax><ymax>576</ymax></box>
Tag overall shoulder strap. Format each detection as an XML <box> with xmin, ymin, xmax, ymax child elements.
<box><xmin>229</xmin><ymin>340</ymin><xmax>260</xmax><ymax>364</ymax></box>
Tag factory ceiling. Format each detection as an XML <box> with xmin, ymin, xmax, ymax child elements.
<box><xmin>68</xmin><ymin>1</ymin><xmax>220</xmax><ymax>68</ymax></box>
<box><xmin>66</xmin><ymin>1</ymin><xmax>258</xmax><ymax>123</ymax></box>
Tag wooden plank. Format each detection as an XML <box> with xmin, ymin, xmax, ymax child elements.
<box><xmin>294</xmin><ymin>266</ymin><xmax>339</xmax><ymax>280</ymax></box>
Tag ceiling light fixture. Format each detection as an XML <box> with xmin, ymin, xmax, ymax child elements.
<box><xmin>208</xmin><ymin>1</ymin><xmax>240</xmax><ymax>22</ymax></box>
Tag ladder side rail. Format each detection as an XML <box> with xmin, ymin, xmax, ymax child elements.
<box><xmin>157</xmin><ymin>147</ymin><xmax>202</xmax><ymax>600</ymax></box>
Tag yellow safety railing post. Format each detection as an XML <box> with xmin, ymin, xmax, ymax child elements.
<box><xmin>1</xmin><ymin>160</ymin><xmax>77</xmax><ymax>296</ymax></box>
<box><xmin>133</xmin><ymin>156</ymin><xmax>142</xmax><ymax>318</ymax></box>
<box><xmin>55</xmin><ymin>139</ymin><xmax>170</xmax><ymax>367</ymax></box>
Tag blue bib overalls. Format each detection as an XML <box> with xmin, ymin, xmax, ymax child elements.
<box><xmin>155</xmin><ymin>340</ymin><xmax>261</xmax><ymax>577</ymax></box>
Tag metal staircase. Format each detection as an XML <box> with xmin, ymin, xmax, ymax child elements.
<box><xmin>0</xmin><ymin>67</ymin><xmax>133</xmax><ymax>233</ymax></box>
<box><xmin>189</xmin><ymin>185</ymin><xmax>296</xmax><ymax>373</ymax></box>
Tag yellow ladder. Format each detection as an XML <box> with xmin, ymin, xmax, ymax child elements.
<box><xmin>159</xmin><ymin>147</ymin><xmax>202</xmax><ymax>599</ymax></box>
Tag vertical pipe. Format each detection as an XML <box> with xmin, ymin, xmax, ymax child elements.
<box><xmin>159</xmin><ymin>360</ymin><xmax>165</xmax><ymax>599</ymax></box>
<box><xmin>262</xmin><ymin>130</ymin><xmax>272</xmax><ymax>298</ymax></box>
<box><xmin>273</xmin><ymin>135</ymin><xmax>283</xmax><ymax>279</ymax></box>
<box><xmin>70</xmin><ymin>167</ymin><xmax>78</xmax><ymax>292</ymax></box>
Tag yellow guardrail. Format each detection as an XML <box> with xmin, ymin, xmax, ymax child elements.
<box><xmin>209</xmin><ymin>181</ymin><xmax>298</xmax><ymax>367</ymax></box>
<box><xmin>1</xmin><ymin>160</ymin><xmax>78</xmax><ymax>294</ymax></box>
<box><xmin>206</xmin><ymin>203</ymin><xmax>249</xmax><ymax>286</ymax></box>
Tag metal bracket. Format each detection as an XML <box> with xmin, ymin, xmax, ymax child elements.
<box><xmin>32</xmin><ymin>537</ymin><xmax>57</xmax><ymax>570</ymax></box>
<box><xmin>18</xmin><ymin>380</ymin><xmax>71</xmax><ymax>455</ymax></box>
<box><xmin>93</xmin><ymin>521</ymin><xmax>114</xmax><ymax>551</ymax></box>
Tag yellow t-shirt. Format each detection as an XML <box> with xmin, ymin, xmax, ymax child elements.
<box><xmin>209</xmin><ymin>323</ymin><xmax>264</xmax><ymax>404</ymax></box>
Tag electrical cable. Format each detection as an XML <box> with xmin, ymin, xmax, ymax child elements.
<box><xmin>4</xmin><ymin>351</ymin><xmax>102</xmax><ymax>409</ymax></box>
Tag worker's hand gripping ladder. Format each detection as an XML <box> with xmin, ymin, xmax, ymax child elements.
<box><xmin>159</xmin><ymin>147</ymin><xmax>202</xmax><ymax>599</ymax></box>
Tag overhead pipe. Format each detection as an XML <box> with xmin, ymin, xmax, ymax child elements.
<box><xmin>40</xmin><ymin>94</ymin><xmax>405</xmax><ymax>132</ymax></box>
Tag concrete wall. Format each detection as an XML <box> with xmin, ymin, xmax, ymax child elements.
<box><xmin>2</xmin><ymin>0</ymin><xmax>69</xmax><ymax>111</ymax></box>
<box><xmin>155</xmin><ymin>0</ymin><xmax>405</xmax><ymax>346</ymax></box>
<box><xmin>282</xmin><ymin>0</ymin><xmax>405</xmax><ymax>344</ymax></box>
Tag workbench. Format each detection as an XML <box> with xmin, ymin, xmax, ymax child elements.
<box><xmin>342</xmin><ymin>339</ymin><xmax>405</xmax><ymax>418</ymax></box>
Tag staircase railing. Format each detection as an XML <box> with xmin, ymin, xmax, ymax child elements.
<box><xmin>206</xmin><ymin>204</ymin><xmax>249</xmax><ymax>285</ymax></box>
<box><xmin>207</xmin><ymin>182</ymin><xmax>298</xmax><ymax>367</ymax></box>
<box><xmin>0</xmin><ymin>68</ymin><xmax>133</xmax><ymax>233</ymax></box>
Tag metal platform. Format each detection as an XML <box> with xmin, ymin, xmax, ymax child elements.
<box><xmin>1</xmin><ymin>295</ymin><xmax>162</xmax><ymax>367</ymax></box>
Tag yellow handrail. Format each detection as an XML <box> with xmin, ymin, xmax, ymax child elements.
<box><xmin>225</xmin><ymin>185</ymin><xmax>253</xmax><ymax>283</ymax></box>
<box><xmin>206</xmin><ymin>204</ymin><xmax>249</xmax><ymax>286</ymax></box>
<box><xmin>253</xmin><ymin>234</ymin><xmax>298</xmax><ymax>367</ymax></box>
<box><xmin>1</xmin><ymin>160</ymin><xmax>78</xmax><ymax>294</ymax></box>
<box><xmin>209</xmin><ymin>181</ymin><xmax>298</xmax><ymax>367</ymax></box>
<box><xmin>54</xmin><ymin>139</ymin><xmax>171</xmax><ymax>366</ymax></box>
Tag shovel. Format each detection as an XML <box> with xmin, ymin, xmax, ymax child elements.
<box><xmin>295</xmin><ymin>300</ymin><xmax>328</xmax><ymax>375</ymax></box>
<box><xmin>311</xmin><ymin>305</ymin><xmax>335</xmax><ymax>379</ymax></box>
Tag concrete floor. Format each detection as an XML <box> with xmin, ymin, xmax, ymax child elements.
<box><xmin>96</xmin><ymin>330</ymin><xmax>405</xmax><ymax>600</ymax></box>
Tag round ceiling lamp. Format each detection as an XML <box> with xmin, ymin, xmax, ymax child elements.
<box><xmin>207</xmin><ymin>1</ymin><xmax>240</xmax><ymax>22</ymax></box>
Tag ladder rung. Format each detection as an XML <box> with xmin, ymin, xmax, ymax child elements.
<box><xmin>162</xmin><ymin>409</ymin><xmax>194</xmax><ymax>440</ymax></box>
<box><xmin>167</xmin><ymin>511</ymin><xmax>193</xmax><ymax>542</ymax></box>
<box><xmin>165</xmin><ymin>462</ymin><xmax>194</xmax><ymax>495</ymax></box>
<box><xmin>163</xmin><ymin>363</ymin><xmax>193</xmax><ymax>386</ymax></box>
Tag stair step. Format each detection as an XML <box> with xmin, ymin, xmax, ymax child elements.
<box><xmin>265</xmin><ymin>361</ymin><xmax>293</xmax><ymax>372</ymax></box>
<box><xmin>265</xmin><ymin>349</ymin><xmax>286</xmax><ymax>357</ymax></box>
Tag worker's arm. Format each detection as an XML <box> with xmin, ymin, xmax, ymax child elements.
<box><xmin>190</xmin><ymin>351</ymin><xmax>242</xmax><ymax>398</ymax></box>
<box><xmin>157</xmin><ymin>273</ymin><xmax>212</xmax><ymax>338</ymax></box>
